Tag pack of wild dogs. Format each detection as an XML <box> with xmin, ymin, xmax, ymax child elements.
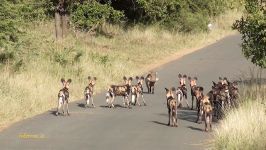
<box><xmin>56</xmin><ymin>72</ymin><xmax>239</xmax><ymax>132</ymax></box>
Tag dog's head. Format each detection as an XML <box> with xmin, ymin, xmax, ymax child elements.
<box><xmin>188</xmin><ymin>76</ymin><xmax>197</xmax><ymax>86</ymax></box>
<box><xmin>147</xmin><ymin>71</ymin><xmax>159</xmax><ymax>81</ymax></box>
<box><xmin>88</xmin><ymin>76</ymin><xmax>97</xmax><ymax>86</ymax></box>
<box><xmin>61</xmin><ymin>78</ymin><xmax>72</xmax><ymax>89</ymax></box>
<box><xmin>136</xmin><ymin>76</ymin><xmax>145</xmax><ymax>85</ymax></box>
<box><xmin>123</xmin><ymin>76</ymin><xmax>133</xmax><ymax>86</ymax></box>
<box><xmin>194</xmin><ymin>86</ymin><xmax>204</xmax><ymax>100</ymax></box>
<box><xmin>165</xmin><ymin>87</ymin><xmax>175</xmax><ymax>99</ymax></box>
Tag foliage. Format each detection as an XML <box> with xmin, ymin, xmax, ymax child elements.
<box><xmin>233</xmin><ymin>0</ymin><xmax>266</xmax><ymax>68</ymax></box>
<box><xmin>70</xmin><ymin>1</ymin><xmax>124</xmax><ymax>31</ymax></box>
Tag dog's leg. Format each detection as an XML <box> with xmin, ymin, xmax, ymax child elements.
<box><xmin>141</xmin><ymin>93</ymin><xmax>146</xmax><ymax>106</ymax></box>
<box><xmin>136</xmin><ymin>94</ymin><xmax>141</xmax><ymax>106</ymax></box>
<box><xmin>174</xmin><ymin>105</ymin><xmax>178</xmax><ymax>127</ymax></box>
<box><xmin>210</xmin><ymin>114</ymin><xmax>212</xmax><ymax>131</ymax></box>
<box><xmin>91</xmin><ymin>97</ymin><xmax>95</xmax><ymax>108</ymax></box>
<box><xmin>170</xmin><ymin>107</ymin><xmax>173</xmax><ymax>127</ymax></box>
<box><xmin>191</xmin><ymin>94</ymin><xmax>194</xmax><ymax>110</ymax></box>
<box><xmin>66</xmin><ymin>100</ymin><xmax>70</xmax><ymax>116</ymax></box>
<box><xmin>56</xmin><ymin>97</ymin><xmax>63</xmax><ymax>116</ymax></box>
<box><xmin>168</xmin><ymin>109</ymin><xmax>170</xmax><ymax>126</ymax></box>
<box><xmin>204</xmin><ymin>113</ymin><xmax>208</xmax><ymax>131</ymax></box>
<box><xmin>85</xmin><ymin>95</ymin><xmax>89</xmax><ymax>108</ymax></box>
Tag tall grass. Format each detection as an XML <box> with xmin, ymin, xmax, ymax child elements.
<box><xmin>0</xmin><ymin>10</ymin><xmax>242</xmax><ymax>130</ymax></box>
<box><xmin>213</xmin><ymin>72</ymin><xmax>266</xmax><ymax>150</ymax></box>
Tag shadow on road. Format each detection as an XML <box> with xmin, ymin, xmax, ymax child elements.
<box><xmin>187</xmin><ymin>126</ymin><xmax>203</xmax><ymax>132</ymax></box>
<box><xmin>99</xmin><ymin>104</ymin><xmax>131</xmax><ymax>109</ymax></box>
<box><xmin>151</xmin><ymin>121</ymin><xmax>169</xmax><ymax>126</ymax></box>
<box><xmin>49</xmin><ymin>110</ymin><xmax>57</xmax><ymax>116</ymax></box>
<box><xmin>77</xmin><ymin>103</ymin><xmax>85</xmax><ymax>108</ymax></box>
<box><xmin>178</xmin><ymin>110</ymin><xmax>198</xmax><ymax>123</ymax></box>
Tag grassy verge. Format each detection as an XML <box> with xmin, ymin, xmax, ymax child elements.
<box><xmin>0</xmin><ymin>10</ymin><xmax>242</xmax><ymax>130</ymax></box>
<box><xmin>213</xmin><ymin>77</ymin><xmax>266</xmax><ymax>150</ymax></box>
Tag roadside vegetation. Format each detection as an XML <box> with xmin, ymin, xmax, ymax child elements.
<box><xmin>213</xmin><ymin>75</ymin><xmax>266</xmax><ymax>150</ymax></box>
<box><xmin>0</xmin><ymin>0</ymin><xmax>243</xmax><ymax>129</ymax></box>
<box><xmin>213</xmin><ymin>1</ymin><xmax>266</xmax><ymax>149</ymax></box>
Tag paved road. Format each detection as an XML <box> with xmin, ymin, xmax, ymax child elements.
<box><xmin>0</xmin><ymin>35</ymin><xmax>257</xmax><ymax>150</ymax></box>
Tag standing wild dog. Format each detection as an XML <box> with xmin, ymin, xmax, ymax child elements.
<box><xmin>106</xmin><ymin>77</ymin><xmax>133</xmax><ymax>108</ymax></box>
<box><xmin>194</xmin><ymin>86</ymin><xmax>204</xmax><ymax>123</ymax></box>
<box><xmin>131</xmin><ymin>76</ymin><xmax>146</xmax><ymax>106</ymax></box>
<box><xmin>228</xmin><ymin>81</ymin><xmax>239</xmax><ymax>108</ymax></box>
<box><xmin>175</xmin><ymin>87</ymin><xmax>189</xmax><ymax>108</ymax></box>
<box><xmin>177</xmin><ymin>74</ymin><xmax>189</xmax><ymax>108</ymax></box>
<box><xmin>165</xmin><ymin>87</ymin><xmax>178</xmax><ymax>127</ymax></box>
<box><xmin>188</xmin><ymin>76</ymin><xmax>198</xmax><ymax>110</ymax></box>
<box><xmin>145</xmin><ymin>71</ymin><xmax>159</xmax><ymax>94</ymax></box>
<box><xmin>84</xmin><ymin>76</ymin><xmax>97</xmax><ymax>108</ymax></box>
<box><xmin>202</xmin><ymin>97</ymin><xmax>213</xmax><ymax>132</ymax></box>
<box><xmin>56</xmin><ymin>78</ymin><xmax>72</xmax><ymax>116</ymax></box>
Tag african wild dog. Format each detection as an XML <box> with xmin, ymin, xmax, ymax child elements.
<box><xmin>229</xmin><ymin>81</ymin><xmax>239</xmax><ymax>107</ymax></box>
<box><xmin>56</xmin><ymin>78</ymin><xmax>72</xmax><ymax>116</ymax></box>
<box><xmin>84</xmin><ymin>76</ymin><xmax>97</xmax><ymax>108</ymax></box>
<box><xmin>165</xmin><ymin>87</ymin><xmax>178</xmax><ymax>127</ymax></box>
<box><xmin>188</xmin><ymin>76</ymin><xmax>198</xmax><ymax>110</ymax></box>
<box><xmin>145</xmin><ymin>71</ymin><xmax>159</xmax><ymax>94</ymax></box>
<box><xmin>106</xmin><ymin>76</ymin><xmax>133</xmax><ymax>108</ymax></box>
<box><xmin>203</xmin><ymin>96</ymin><xmax>213</xmax><ymax>132</ymax></box>
<box><xmin>175</xmin><ymin>87</ymin><xmax>189</xmax><ymax>108</ymax></box>
<box><xmin>194</xmin><ymin>86</ymin><xmax>204</xmax><ymax>123</ymax></box>
<box><xmin>178</xmin><ymin>74</ymin><xmax>188</xmax><ymax>100</ymax></box>
<box><xmin>131</xmin><ymin>76</ymin><xmax>146</xmax><ymax>106</ymax></box>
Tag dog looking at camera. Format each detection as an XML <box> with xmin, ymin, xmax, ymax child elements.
<box><xmin>56</xmin><ymin>78</ymin><xmax>72</xmax><ymax>116</ymax></box>
<box><xmin>84</xmin><ymin>76</ymin><xmax>97</xmax><ymax>108</ymax></box>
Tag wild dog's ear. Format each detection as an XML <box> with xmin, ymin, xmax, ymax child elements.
<box><xmin>165</xmin><ymin>88</ymin><xmax>169</xmax><ymax>92</ymax></box>
<box><xmin>61</xmin><ymin>78</ymin><xmax>65</xmax><ymax>83</ymax></box>
<box><xmin>171</xmin><ymin>87</ymin><xmax>176</xmax><ymax>91</ymax></box>
<box><xmin>178</xmin><ymin>74</ymin><xmax>182</xmax><ymax>78</ymax></box>
<box><xmin>88</xmin><ymin>76</ymin><xmax>91</xmax><ymax>80</ymax></box>
<box><xmin>123</xmin><ymin>76</ymin><xmax>127</xmax><ymax>81</ymax></box>
<box><xmin>67</xmin><ymin>79</ymin><xmax>72</xmax><ymax>83</ymax></box>
<box><xmin>194</xmin><ymin>77</ymin><xmax>198</xmax><ymax>80</ymax></box>
<box><xmin>219</xmin><ymin>77</ymin><xmax>222</xmax><ymax>80</ymax></box>
<box><xmin>183</xmin><ymin>74</ymin><xmax>187</xmax><ymax>78</ymax></box>
<box><xmin>140</xmin><ymin>76</ymin><xmax>144</xmax><ymax>80</ymax></box>
<box><xmin>93</xmin><ymin>77</ymin><xmax>97</xmax><ymax>81</ymax></box>
<box><xmin>224</xmin><ymin>77</ymin><xmax>227</xmax><ymax>80</ymax></box>
<box><xmin>136</xmin><ymin>76</ymin><xmax>139</xmax><ymax>80</ymax></box>
<box><xmin>128</xmin><ymin>77</ymin><xmax>133</xmax><ymax>81</ymax></box>
<box><xmin>212</xmin><ymin>81</ymin><xmax>217</xmax><ymax>86</ymax></box>
<box><xmin>188</xmin><ymin>76</ymin><xmax>191</xmax><ymax>80</ymax></box>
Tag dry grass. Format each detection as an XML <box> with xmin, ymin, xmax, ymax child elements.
<box><xmin>0</xmin><ymin>10</ymin><xmax>242</xmax><ymax>130</ymax></box>
<box><xmin>213</xmin><ymin>72</ymin><xmax>266</xmax><ymax>150</ymax></box>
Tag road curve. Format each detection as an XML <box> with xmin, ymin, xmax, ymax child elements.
<box><xmin>0</xmin><ymin>34</ymin><xmax>256</xmax><ymax>150</ymax></box>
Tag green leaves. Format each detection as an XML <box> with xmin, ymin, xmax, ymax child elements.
<box><xmin>233</xmin><ymin>0</ymin><xmax>266</xmax><ymax>68</ymax></box>
<box><xmin>70</xmin><ymin>1</ymin><xmax>124</xmax><ymax>31</ymax></box>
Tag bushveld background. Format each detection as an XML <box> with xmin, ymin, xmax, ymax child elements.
<box><xmin>0</xmin><ymin>0</ymin><xmax>246</xmax><ymax>136</ymax></box>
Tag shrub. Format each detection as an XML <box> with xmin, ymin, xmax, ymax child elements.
<box><xmin>70</xmin><ymin>1</ymin><xmax>124</xmax><ymax>31</ymax></box>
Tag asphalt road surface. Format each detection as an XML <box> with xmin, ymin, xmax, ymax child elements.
<box><xmin>0</xmin><ymin>35</ymin><xmax>258</xmax><ymax>150</ymax></box>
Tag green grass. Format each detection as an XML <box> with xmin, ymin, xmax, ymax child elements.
<box><xmin>0</xmin><ymin>10</ymin><xmax>242</xmax><ymax>130</ymax></box>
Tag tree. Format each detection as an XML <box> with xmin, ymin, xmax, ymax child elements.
<box><xmin>233</xmin><ymin>0</ymin><xmax>266</xmax><ymax>68</ymax></box>
<box><xmin>55</xmin><ymin>0</ymin><xmax>68</xmax><ymax>39</ymax></box>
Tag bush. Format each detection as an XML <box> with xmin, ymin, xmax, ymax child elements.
<box><xmin>70</xmin><ymin>1</ymin><xmax>124</xmax><ymax>31</ymax></box>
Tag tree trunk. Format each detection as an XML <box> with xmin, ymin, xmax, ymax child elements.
<box><xmin>61</xmin><ymin>14</ymin><xmax>68</xmax><ymax>38</ymax></box>
<box><xmin>55</xmin><ymin>12</ymin><xmax>62</xmax><ymax>40</ymax></box>
<box><xmin>55</xmin><ymin>0</ymin><xmax>67</xmax><ymax>40</ymax></box>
